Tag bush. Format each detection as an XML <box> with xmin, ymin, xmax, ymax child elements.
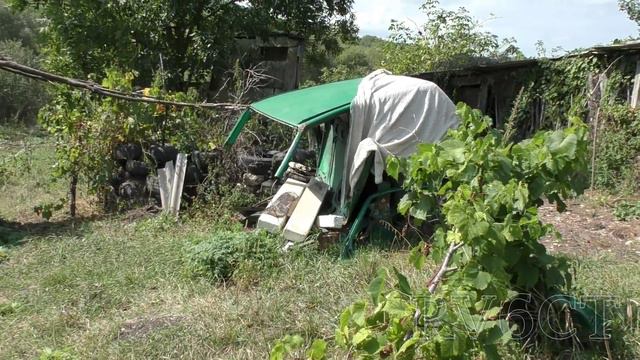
<box><xmin>0</xmin><ymin>39</ymin><xmax>47</xmax><ymax>124</ymax></box>
<box><xmin>595</xmin><ymin>104</ymin><xmax>640</xmax><ymax>193</ymax></box>
<box><xmin>614</xmin><ymin>201</ymin><xmax>640</xmax><ymax>221</ymax></box>
<box><xmin>185</xmin><ymin>230</ymin><xmax>281</xmax><ymax>282</ymax></box>
<box><xmin>0</xmin><ymin>246</ymin><xmax>8</xmax><ymax>263</ymax></box>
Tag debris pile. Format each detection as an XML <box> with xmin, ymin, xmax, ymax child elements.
<box><xmin>238</xmin><ymin>149</ymin><xmax>314</xmax><ymax>193</ymax></box>
<box><xmin>108</xmin><ymin>143</ymin><xmax>218</xmax><ymax>208</ymax></box>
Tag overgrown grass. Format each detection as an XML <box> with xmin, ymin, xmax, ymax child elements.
<box><xmin>1</xmin><ymin>129</ymin><xmax>639</xmax><ymax>359</ymax></box>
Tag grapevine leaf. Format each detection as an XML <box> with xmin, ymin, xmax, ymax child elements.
<box><xmin>397</xmin><ymin>194</ymin><xmax>413</xmax><ymax>215</ymax></box>
<box><xmin>473</xmin><ymin>271</ymin><xmax>492</xmax><ymax>290</ymax></box>
<box><xmin>468</xmin><ymin>221</ymin><xmax>490</xmax><ymax>239</ymax></box>
<box><xmin>440</xmin><ymin>139</ymin><xmax>466</xmax><ymax>163</ymax></box>
<box><xmin>516</xmin><ymin>262</ymin><xmax>539</xmax><ymax>289</ymax></box>
<box><xmin>387</xmin><ymin>156</ymin><xmax>400</xmax><ymax>180</ymax></box>
<box><xmin>368</xmin><ymin>269</ymin><xmax>387</xmax><ymax>305</ymax></box>
<box><xmin>381</xmin><ymin>296</ymin><xmax>413</xmax><ymax>317</ymax></box>
<box><xmin>393</xmin><ymin>267</ymin><xmax>412</xmax><ymax>296</ymax></box>
<box><xmin>306</xmin><ymin>339</ymin><xmax>327</xmax><ymax>360</ymax></box>
<box><xmin>409</xmin><ymin>243</ymin><xmax>426</xmax><ymax>270</ymax></box>
<box><xmin>396</xmin><ymin>336</ymin><xmax>418</xmax><ymax>357</ymax></box>
<box><xmin>352</xmin><ymin>328</ymin><xmax>372</xmax><ymax>346</ymax></box>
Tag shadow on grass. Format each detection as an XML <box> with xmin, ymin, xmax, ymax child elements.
<box><xmin>0</xmin><ymin>215</ymin><xmax>104</xmax><ymax>248</ymax></box>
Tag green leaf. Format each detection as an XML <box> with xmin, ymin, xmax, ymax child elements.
<box><xmin>269</xmin><ymin>335</ymin><xmax>304</xmax><ymax>360</ymax></box>
<box><xmin>468</xmin><ymin>220</ymin><xmax>490</xmax><ymax>239</ymax></box>
<box><xmin>516</xmin><ymin>262</ymin><xmax>539</xmax><ymax>289</ymax></box>
<box><xmin>438</xmin><ymin>331</ymin><xmax>467</xmax><ymax>358</ymax></box>
<box><xmin>306</xmin><ymin>339</ymin><xmax>327</xmax><ymax>360</ymax></box>
<box><xmin>397</xmin><ymin>194</ymin><xmax>413</xmax><ymax>215</ymax></box>
<box><xmin>440</xmin><ymin>139</ymin><xmax>466</xmax><ymax>163</ymax></box>
<box><xmin>409</xmin><ymin>243</ymin><xmax>427</xmax><ymax>270</ymax></box>
<box><xmin>381</xmin><ymin>296</ymin><xmax>414</xmax><ymax>317</ymax></box>
<box><xmin>368</xmin><ymin>269</ymin><xmax>387</xmax><ymax>305</ymax></box>
<box><xmin>549</xmin><ymin>133</ymin><xmax>577</xmax><ymax>158</ymax></box>
<box><xmin>393</xmin><ymin>267</ymin><xmax>412</xmax><ymax>296</ymax></box>
<box><xmin>396</xmin><ymin>336</ymin><xmax>418</xmax><ymax>357</ymax></box>
<box><xmin>352</xmin><ymin>328</ymin><xmax>372</xmax><ymax>346</ymax></box>
<box><xmin>473</xmin><ymin>271</ymin><xmax>492</xmax><ymax>290</ymax></box>
<box><xmin>386</xmin><ymin>156</ymin><xmax>400</xmax><ymax>180</ymax></box>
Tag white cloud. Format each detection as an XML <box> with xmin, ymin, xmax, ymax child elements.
<box><xmin>354</xmin><ymin>0</ymin><xmax>637</xmax><ymax>55</ymax></box>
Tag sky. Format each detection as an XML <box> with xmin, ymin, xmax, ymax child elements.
<box><xmin>353</xmin><ymin>0</ymin><xmax>638</xmax><ymax>56</ymax></box>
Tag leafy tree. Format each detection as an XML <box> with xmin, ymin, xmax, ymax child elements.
<box><xmin>620</xmin><ymin>0</ymin><xmax>640</xmax><ymax>25</ymax></box>
<box><xmin>0</xmin><ymin>40</ymin><xmax>47</xmax><ymax>123</ymax></box>
<box><xmin>304</xmin><ymin>35</ymin><xmax>386</xmax><ymax>84</ymax></box>
<box><xmin>8</xmin><ymin>0</ymin><xmax>357</xmax><ymax>91</ymax></box>
<box><xmin>382</xmin><ymin>0</ymin><xmax>523</xmax><ymax>74</ymax></box>
<box><xmin>0</xmin><ymin>0</ymin><xmax>45</xmax><ymax>123</ymax></box>
<box><xmin>0</xmin><ymin>0</ymin><xmax>39</xmax><ymax>49</ymax></box>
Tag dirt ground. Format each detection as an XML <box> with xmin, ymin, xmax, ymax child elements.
<box><xmin>539</xmin><ymin>193</ymin><xmax>640</xmax><ymax>260</ymax></box>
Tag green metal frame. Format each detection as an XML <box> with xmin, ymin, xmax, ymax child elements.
<box><xmin>340</xmin><ymin>188</ymin><xmax>403</xmax><ymax>259</ymax></box>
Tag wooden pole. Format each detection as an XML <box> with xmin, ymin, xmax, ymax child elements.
<box><xmin>590</xmin><ymin>108</ymin><xmax>601</xmax><ymax>190</ymax></box>
<box><xmin>631</xmin><ymin>60</ymin><xmax>640</xmax><ymax>109</ymax></box>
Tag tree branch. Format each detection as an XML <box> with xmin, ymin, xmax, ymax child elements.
<box><xmin>428</xmin><ymin>242</ymin><xmax>464</xmax><ymax>294</ymax></box>
<box><xmin>0</xmin><ymin>56</ymin><xmax>246</xmax><ymax>110</ymax></box>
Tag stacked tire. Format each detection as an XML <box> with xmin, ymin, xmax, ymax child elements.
<box><xmin>109</xmin><ymin>142</ymin><xmax>219</xmax><ymax>209</ymax></box>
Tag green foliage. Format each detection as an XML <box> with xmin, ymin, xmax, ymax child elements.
<box><xmin>614</xmin><ymin>200</ymin><xmax>640</xmax><ymax>221</ymax></box>
<box><xmin>595</xmin><ymin>104</ymin><xmax>640</xmax><ymax>193</ymax></box>
<box><xmin>0</xmin><ymin>300</ymin><xmax>22</xmax><ymax>315</ymax></box>
<box><xmin>620</xmin><ymin>0</ymin><xmax>640</xmax><ymax>26</ymax></box>
<box><xmin>33</xmin><ymin>198</ymin><xmax>66</xmax><ymax>221</ymax></box>
<box><xmin>382</xmin><ymin>0</ymin><xmax>523</xmax><ymax>74</ymax></box>
<box><xmin>333</xmin><ymin>104</ymin><xmax>590</xmax><ymax>358</ymax></box>
<box><xmin>185</xmin><ymin>230</ymin><xmax>281</xmax><ymax>282</ymax></box>
<box><xmin>307</xmin><ymin>36</ymin><xmax>386</xmax><ymax>84</ymax></box>
<box><xmin>506</xmin><ymin>54</ymin><xmax>638</xmax><ymax>194</ymax></box>
<box><xmin>0</xmin><ymin>40</ymin><xmax>47</xmax><ymax>124</ymax></box>
<box><xmin>0</xmin><ymin>1</ymin><xmax>47</xmax><ymax>124</ymax></box>
<box><xmin>0</xmin><ymin>143</ymin><xmax>32</xmax><ymax>187</ymax></box>
<box><xmin>270</xmin><ymin>335</ymin><xmax>327</xmax><ymax>360</ymax></box>
<box><xmin>269</xmin><ymin>335</ymin><xmax>327</xmax><ymax>360</ymax></box>
<box><xmin>0</xmin><ymin>0</ymin><xmax>39</xmax><ymax>49</ymax></box>
<box><xmin>9</xmin><ymin>0</ymin><xmax>357</xmax><ymax>90</ymax></box>
<box><xmin>38</xmin><ymin>69</ymin><xmax>212</xmax><ymax>197</ymax></box>
<box><xmin>0</xmin><ymin>246</ymin><xmax>8</xmax><ymax>263</ymax></box>
<box><xmin>38</xmin><ymin>348</ymin><xmax>77</xmax><ymax>360</ymax></box>
<box><xmin>509</xmin><ymin>57</ymin><xmax>600</xmax><ymax>136</ymax></box>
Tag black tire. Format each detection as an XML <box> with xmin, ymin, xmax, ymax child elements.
<box><xmin>145</xmin><ymin>175</ymin><xmax>160</xmax><ymax>196</ymax></box>
<box><xmin>114</xmin><ymin>143</ymin><xmax>142</xmax><ymax>161</ymax></box>
<box><xmin>185</xmin><ymin>164</ymin><xmax>203</xmax><ymax>185</ymax></box>
<box><xmin>238</xmin><ymin>154</ymin><xmax>272</xmax><ymax>176</ymax></box>
<box><xmin>126</xmin><ymin>160</ymin><xmax>150</xmax><ymax>177</ymax></box>
<box><xmin>149</xmin><ymin>144</ymin><xmax>178</xmax><ymax>167</ymax></box>
<box><xmin>119</xmin><ymin>180</ymin><xmax>145</xmax><ymax>199</ymax></box>
<box><xmin>110</xmin><ymin>168</ymin><xmax>127</xmax><ymax>188</ymax></box>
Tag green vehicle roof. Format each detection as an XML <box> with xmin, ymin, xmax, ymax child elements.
<box><xmin>250</xmin><ymin>78</ymin><xmax>362</xmax><ymax>127</ymax></box>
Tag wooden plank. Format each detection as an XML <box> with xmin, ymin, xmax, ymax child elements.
<box><xmin>316</xmin><ymin>215</ymin><xmax>346</xmax><ymax>229</ymax></box>
<box><xmin>158</xmin><ymin>168</ymin><xmax>171</xmax><ymax>210</ymax></box>
<box><xmin>283</xmin><ymin>178</ymin><xmax>329</xmax><ymax>242</ymax></box>
<box><xmin>165</xmin><ymin>161</ymin><xmax>175</xmax><ymax>190</ymax></box>
<box><xmin>257</xmin><ymin>178</ymin><xmax>307</xmax><ymax>233</ymax></box>
<box><xmin>631</xmin><ymin>60</ymin><xmax>640</xmax><ymax>109</ymax></box>
<box><xmin>169</xmin><ymin>153</ymin><xmax>187</xmax><ymax>216</ymax></box>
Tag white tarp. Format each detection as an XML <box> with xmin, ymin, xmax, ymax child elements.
<box><xmin>341</xmin><ymin>70</ymin><xmax>460</xmax><ymax>207</ymax></box>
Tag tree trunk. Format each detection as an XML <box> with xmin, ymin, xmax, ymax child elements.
<box><xmin>70</xmin><ymin>173</ymin><xmax>78</xmax><ymax>218</ymax></box>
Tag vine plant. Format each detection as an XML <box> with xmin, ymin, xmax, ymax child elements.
<box><xmin>273</xmin><ymin>104</ymin><xmax>590</xmax><ymax>359</ymax></box>
<box><xmin>38</xmin><ymin>69</ymin><xmax>212</xmax><ymax>215</ymax></box>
